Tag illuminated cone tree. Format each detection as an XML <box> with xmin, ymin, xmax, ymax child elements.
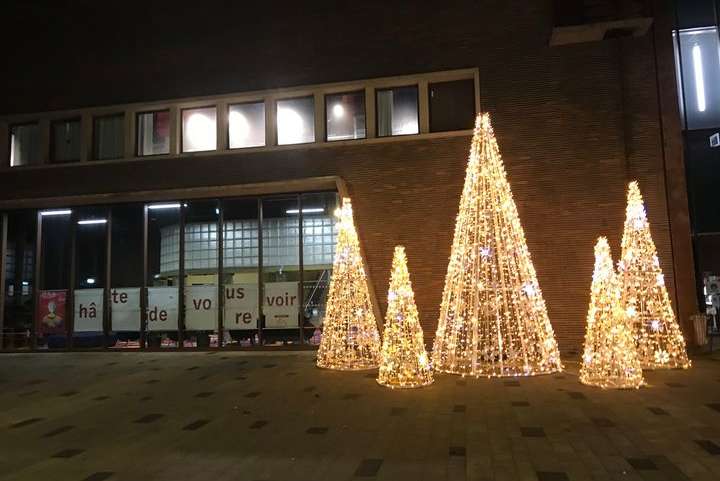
<box><xmin>316</xmin><ymin>198</ymin><xmax>381</xmax><ymax>370</ymax></box>
<box><xmin>432</xmin><ymin>113</ymin><xmax>562</xmax><ymax>377</ymax></box>
<box><xmin>377</xmin><ymin>246</ymin><xmax>433</xmax><ymax>389</ymax></box>
<box><xmin>618</xmin><ymin>182</ymin><xmax>690</xmax><ymax>369</ymax></box>
<box><xmin>580</xmin><ymin>237</ymin><xmax>643</xmax><ymax>389</ymax></box>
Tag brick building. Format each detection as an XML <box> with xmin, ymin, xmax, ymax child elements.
<box><xmin>0</xmin><ymin>0</ymin><xmax>711</xmax><ymax>353</ymax></box>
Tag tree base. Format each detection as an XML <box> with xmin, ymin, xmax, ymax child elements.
<box><xmin>376</xmin><ymin>378</ymin><xmax>434</xmax><ymax>389</ymax></box>
<box><xmin>433</xmin><ymin>365</ymin><xmax>563</xmax><ymax>378</ymax></box>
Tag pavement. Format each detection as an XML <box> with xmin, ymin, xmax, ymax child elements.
<box><xmin>1</xmin><ymin>350</ymin><xmax>720</xmax><ymax>481</ymax></box>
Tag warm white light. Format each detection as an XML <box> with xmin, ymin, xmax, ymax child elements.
<box><xmin>185</xmin><ymin>112</ymin><xmax>216</xmax><ymax>151</ymax></box>
<box><xmin>332</xmin><ymin>103</ymin><xmax>345</xmax><ymax>118</ymax></box>
<box><xmin>40</xmin><ymin>209</ymin><xmax>72</xmax><ymax>216</ymax></box>
<box><xmin>148</xmin><ymin>203</ymin><xmax>181</xmax><ymax>210</ymax></box>
<box><xmin>692</xmin><ymin>44</ymin><xmax>706</xmax><ymax>112</ymax></box>
<box><xmin>77</xmin><ymin>219</ymin><xmax>107</xmax><ymax>225</ymax></box>
<box><xmin>229</xmin><ymin>110</ymin><xmax>250</xmax><ymax>142</ymax></box>
<box><xmin>277</xmin><ymin>107</ymin><xmax>304</xmax><ymax>145</ymax></box>
<box><xmin>86</xmin><ymin>278</ymin><xmax>96</xmax><ymax>285</ymax></box>
<box><xmin>286</xmin><ymin>208</ymin><xmax>325</xmax><ymax>214</ymax></box>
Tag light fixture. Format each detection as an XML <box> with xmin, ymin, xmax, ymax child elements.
<box><xmin>86</xmin><ymin>278</ymin><xmax>96</xmax><ymax>285</ymax></box>
<box><xmin>286</xmin><ymin>208</ymin><xmax>325</xmax><ymax>214</ymax></box>
<box><xmin>332</xmin><ymin>103</ymin><xmax>345</xmax><ymax>118</ymax></box>
<box><xmin>692</xmin><ymin>44</ymin><xmax>706</xmax><ymax>112</ymax></box>
<box><xmin>21</xmin><ymin>281</ymin><xmax>29</xmax><ymax>286</ymax></box>
<box><xmin>40</xmin><ymin>209</ymin><xmax>72</xmax><ymax>216</ymax></box>
<box><xmin>215</xmin><ymin>208</ymin><xmax>220</xmax><ymax>215</ymax></box>
<box><xmin>77</xmin><ymin>219</ymin><xmax>107</xmax><ymax>225</ymax></box>
<box><xmin>148</xmin><ymin>203</ymin><xmax>181</xmax><ymax>210</ymax></box>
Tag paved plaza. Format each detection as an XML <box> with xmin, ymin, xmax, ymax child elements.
<box><xmin>1</xmin><ymin>350</ymin><xmax>720</xmax><ymax>481</ymax></box>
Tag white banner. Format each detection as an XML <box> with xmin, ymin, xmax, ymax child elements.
<box><xmin>111</xmin><ymin>288</ymin><xmax>141</xmax><ymax>331</ymax></box>
<box><xmin>147</xmin><ymin>287</ymin><xmax>178</xmax><ymax>331</ymax></box>
<box><xmin>185</xmin><ymin>285</ymin><xmax>218</xmax><ymax>331</ymax></box>
<box><xmin>264</xmin><ymin>282</ymin><xmax>299</xmax><ymax>329</ymax></box>
<box><xmin>74</xmin><ymin>289</ymin><xmax>104</xmax><ymax>332</ymax></box>
<box><xmin>224</xmin><ymin>284</ymin><xmax>258</xmax><ymax>330</ymax></box>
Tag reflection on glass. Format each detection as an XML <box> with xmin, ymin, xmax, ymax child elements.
<box><xmin>10</xmin><ymin>124</ymin><xmax>40</xmax><ymax>167</ymax></box>
<box><xmin>137</xmin><ymin>111</ymin><xmax>170</xmax><ymax>156</ymax></box>
<box><xmin>37</xmin><ymin>210</ymin><xmax>72</xmax><ymax>349</ymax></box>
<box><xmin>73</xmin><ymin>207</ymin><xmax>107</xmax><ymax>347</ymax></box>
<box><xmin>326</xmin><ymin>91</ymin><xmax>366</xmax><ymax>141</ymax></box>
<box><xmin>223</xmin><ymin>199</ymin><xmax>260</xmax><ymax>347</ymax></box>
<box><xmin>182</xmin><ymin>107</ymin><xmax>217</xmax><ymax>152</ymax></box>
<box><xmin>110</xmin><ymin>204</ymin><xmax>144</xmax><ymax>348</ymax></box>
<box><xmin>262</xmin><ymin>198</ymin><xmax>300</xmax><ymax>345</ymax></box>
<box><xmin>51</xmin><ymin>119</ymin><xmax>81</xmax><ymax>163</ymax></box>
<box><xmin>377</xmin><ymin>86</ymin><xmax>419</xmax><ymax>137</ymax></box>
<box><xmin>3</xmin><ymin>212</ymin><xmax>35</xmax><ymax>349</ymax></box>
<box><xmin>183</xmin><ymin>201</ymin><xmax>219</xmax><ymax>348</ymax></box>
<box><xmin>276</xmin><ymin>97</ymin><xmax>315</xmax><ymax>145</ymax></box>
<box><xmin>674</xmin><ymin>27</ymin><xmax>720</xmax><ymax>130</ymax></box>
<box><xmin>300</xmin><ymin>193</ymin><xmax>338</xmax><ymax>345</ymax></box>
<box><xmin>229</xmin><ymin>102</ymin><xmax>265</xmax><ymax>149</ymax></box>
<box><xmin>146</xmin><ymin>202</ymin><xmax>180</xmax><ymax>348</ymax></box>
<box><xmin>94</xmin><ymin>114</ymin><xmax>124</xmax><ymax>160</ymax></box>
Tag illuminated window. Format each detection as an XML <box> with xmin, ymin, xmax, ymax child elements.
<box><xmin>376</xmin><ymin>86</ymin><xmax>419</xmax><ymax>137</ymax></box>
<box><xmin>429</xmin><ymin>79</ymin><xmax>476</xmax><ymax>132</ymax></box>
<box><xmin>9</xmin><ymin>123</ymin><xmax>40</xmax><ymax>167</ymax></box>
<box><xmin>137</xmin><ymin>110</ymin><xmax>170</xmax><ymax>156</ymax></box>
<box><xmin>326</xmin><ymin>91</ymin><xmax>366</xmax><ymax>141</ymax></box>
<box><xmin>276</xmin><ymin>97</ymin><xmax>315</xmax><ymax>145</ymax></box>
<box><xmin>673</xmin><ymin>26</ymin><xmax>720</xmax><ymax>130</ymax></box>
<box><xmin>51</xmin><ymin>119</ymin><xmax>81</xmax><ymax>163</ymax></box>
<box><xmin>229</xmin><ymin>102</ymin><xmax>265</xmax><ymax>149</ymax></box>
<box><xmin>182</xmin><ymin>107</ymin><xmax>217</xmax><ymax>153</ymax></box>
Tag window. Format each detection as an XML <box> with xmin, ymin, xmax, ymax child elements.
<box><xmin>74</xmin><ymin>207</ymin><xmax>107</xmax><ymax>341</ymax></box>
<box><xmin>674</xmin><ymin>26</ymin><xmax>720</xmax><ymax>130</ymax></box>
<box><xmin>137</xmin><ymin>110</ymin><xmax>170</xmax><ymax>156</ymax></box>
<box><xmin>229</xmin><ymin>102</ymin><xmax>265</xmax><ymax>149</ymax></box>
<box><xmin>326</xmin><ymin>91</ymin><xmax>366</xmax><ymax>141</ymax></box>
<box><xmin>276</xmin><ymin>97</ymin><xmax>315</xmax><ymax>145</ymax></box>
<box><xmin>93</xmin><ymin>114</ymin><xmax>124</xmax><ymax>160</ymax></box>
<box><xmin>429</xmin><ymin>79</ymin><xmax>476</xmax><ymax>132</ymax></box>
<box><xmin>51</xmin><ymin>119</ymin><xmax>81</xmax><ymax>163</ymax></box>
<box><xmin>182</xmin><ymin>107</ymin><xmax>217</xmax><ymax>153</ymax></box>
<box><xmin>9</xmin><ymin>123</ymin><xmax>40</xmax><ymax>167</ymax></box>
<box><xmin>376</xmin><ymin>86</ymin><xmax>419</xmax><ymax>137</ymax></box>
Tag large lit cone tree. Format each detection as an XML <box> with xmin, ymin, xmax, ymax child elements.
<box><xmin>618</xmin><ymin>182</ymin><xmax>690</xmax><ymax>369</ymax></box>
<box><xmin>432</xmin><ymin>113</ymin><xmax>562</xmax><ymax>377</ymax></box>
<box><xmin>377</xmin><ymin>246</ymin><xmax>434</xmax><ymax>389</ymax></box>
<box><xmin>580</xmin><ymin>237</ymin><xmax>643</xmax><ymax>389</ymax></box>
<box><xmin>316</xmin><ymin>198</ymin><xmax>381</xmax><ymax>370</ymax></box>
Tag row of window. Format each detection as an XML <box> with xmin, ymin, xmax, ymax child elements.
<box><xmin>8</xmin><ymin>78</ymin><xmax>476</xmax><ymax>167</ymax></box>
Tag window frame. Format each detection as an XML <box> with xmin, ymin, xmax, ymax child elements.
<box><xmin>428</xmin><ymin>78</ymin><xmax>478</xmax><ymax>134</ymax></box>
<box><xmin>180</xmin><ymin>105</ymin><xmax>218</xmax><ymax>154</ymax></box>
<box><xmin>324</xmin><ymin>89</ymin><xmax>367</xmax><ymax>142</ymax></box>
<box><xmin>374</xmin><ymin>84</ymin><xmax>421</xmax><ymax>138</ymax></box>
<box><xmin>92</xmin><ymin>112</ymin><xmax>125</xmax><ymax>161</ymax></box>
<box><xmin>50</xmin><ymin>117</ymin><xmax>82</xmax><ymax>164</ymax></box>
<box><xmin>275</xmin><ymin>95</ymin><xmax>316</xmax><ymax>146</ymax></box>
<box><xmin>135</xmin><ymin>109</ymin><xmax>171</xmax><ymax>158</ymax></box>
<box><xmin>227</xmin><ymin>100</ymin><xmax>267</xmax><ymax>150</ymax></box>
<box><xmin>8</xmin><ymin>121</ymin><xmax>40</xmax><ymax>168</ymax></box>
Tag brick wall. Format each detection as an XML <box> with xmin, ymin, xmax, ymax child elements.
<box><xmin>0</xmin><ymin>0</ymin><xmax>694</xmax><ymax>351</ymax></box>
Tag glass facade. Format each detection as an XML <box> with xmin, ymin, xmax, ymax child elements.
<box><xmin>0</xmin><ymin>191</ymin><xmax>338</xmax><ymax>350</ymax></box>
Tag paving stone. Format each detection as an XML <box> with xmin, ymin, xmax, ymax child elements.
<box><xmin>140</xmin><ymin>396</ymin><xmax>152</xmax><ymax>402</ymax></box>
<box><xmin>145</xmin><ymin>379</ymin><xmax>159</xmax><ymax>384</ymax></box>
<box><xmin>390</xmin><ymin>407</ymin><xmax>406</xmax><ymax>416</ymax></box>
<box><xmin>665</xmin><ymin>382</ymin><xmax>685</xmax><ymax>388</ymax></box>
<box><xmin>249</xmin><ymin>420</ymin><xmax>268</xmax><ymax>429</ymax></box>
<box><xmin>43</xmin><ymin>425</ymin><xmax>74</xmax><ymax>437</ymax></box>
<box><xmin>10</xmin><ymin>417</ymin><xmax>44</xmax><ymax>429</ymax></box>
<box><xmin>520</xmin><ymin>427</ymin><xmax>546</xmax><ymax>438</ymax></box>
<box><xmin>183</xmin><ymin>419</ymin><xmax>210</xmax><ymax>431</ymax></box>
<box><xmin>355</xmin><ymin>458</ymin><xmax>383</xmax><ymax>477</ymax></box>
<box><xmin>648</xmin><ymin>406</ymin><xmax>669</xmax><ymax>415</ymax></box>
<box><xmin>81</xmin><ymin>472</ymin><xmax>114</xmax><ymax>481</ymax></box>
<box><xmin>626</xmin><ymin>457</ymin><xmax>657</xmax><ymax>470</ymax></box>
<box><xmin>52</xmin><ymin>449</ymin><xmax>85</xmax><ymax>458</ymax></box>
<box><xmin>306</xmin><ymin>426</ymin><xmax>328</xmax><ymax>434</ymax></box>
<box><xmin>706</xmin><ymin>403</ymin><xmax>720</xmax><ymax>413</ymax></box>
<box><xmin>245</xmin><ymin>391</ymin><xmax>261</xmax><ymax>398</ymax></box>
<box><xmin>186</xmin><ymin>366</ymin><xmax>199</xmax><ymax>371</ymax></box>
<box><xmin>536</xmin><ymin>472</ymin><xmax>569</xmax><ymax>481</ymax></box>
<box><xmin>567</xmin><ymin>391</ymin><xmax>586</xmax><ymax>400</ymax></box>
<box><xmin>195</xmin><ymin>391</ymin><xmax>214</xmax><ymax>398</ymax></box>
<box><xmin>134</xmin><ymin>414</ymin><xmax>164</xmax><ymax>424</ymax></box>
<box><xmin>262</xmin><ymin>364</ymin><xmax>277</xmax><ymax>368</ymax></box>
<box><xmin>342</xmin><ymin>393</ymin><xmax>361</xmax><ymax>400</ymax></box>
<box><xmin>302</xmin><ymin>386</ymin><xmax>316</xmax><ymax>392</ymax></box>
<box><xmin>60</xmin><ymin>390</ymin><xmax>79</xmax><ymax>397</ymax></box>
<box><xmin>511</xmin><ymin>401</ymin><xmax>530</xmax><ymax>407</ymax></box>
<box><xmin>449</xmin><ymin>446</ymin><xmax>466</xmax><ymax>457</ymax></box>
<box><xmin>696</xmin><ymin>440</ymin><xmax>720</xmax><ymax>455</ymax></box>
<box><xmin>453</xmin><ymin>404</ymin><xmax>466</xmax><ymax>413</ymax></box>
<box><xmin>591</xmin><ymin>417</ymin><xmax>615</xmax><ymax>427</ymax></box>
<box><xmin>504</xmin><ymin>380</ymin><xmax>520</xmax><ymax>387</ymax></box>
<box><xmin>93</xmin><ymin>396</ymin><xmax>110</xmax><ymax>401</ymax></box>
<box><xmin>456</xmin><ymin>380</ymin><xmax>466</xmax><ymax>386</ymax></box>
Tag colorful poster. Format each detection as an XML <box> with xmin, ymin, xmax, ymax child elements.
<box><xmin>264</xmin><ymin>282</ymin><xmax>299</xmax><ymax>329</ymax></box>
<box><xmin>111</xmin><ymin>288</ymin><xmax>141</xmax><ymax>332</ymax></box>
<box><xmin>224</xmin><ymin>284</ymin><xmax>258</xmax><ymax>330</ymax></box>
<box><xmin>74</xmin><ymin>289</ymin><xmax>104</xmax><ymax>332</ymax></box>
<box><xmin>185</xmin><ymin>285</ymin><xmax>218</xmax><ymax>331</ymax></box>
<box><xmin>37</xmin><ymin>290</ymin><xmax>67</xmax><ymax>335</ymax></box>
<box><xmin>147</xmin><ymin>287</ymin><xmax>178</xmax><ymax>331</ymax></box>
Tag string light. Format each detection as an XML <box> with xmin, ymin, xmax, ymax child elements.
<box><xmin>432</xmin><ymin>113</ymin><xmax>563</xmax><ymax>377</ymax></box>
<box><xmin>618</xmin><ymin>182</ymin><xmax>690</xmax><ymax>369</ymax></box>
<box><xmin>580</xmin><ymin>237</ymin><xmax>643</xmax><ymax>389</ymax></box>
<box><xmin>377</xmin><ymin>246</ymin><xmax>434</xmax><ymax>389</ymax></box>
<box><xmin>316</xmin><ymin>198</ymin><xmax>381</xmax><ymax>370</ymax></box>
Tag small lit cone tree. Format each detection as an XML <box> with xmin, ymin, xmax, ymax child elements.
<box><xmin>432</xmin><ymin>113</ymin><xmax>562</xmax><ymax>377</ymax></box>
<box><xmin>618</xmin><ymin>182</ymin><xmax>690</xmax><ymax>369</ymax></box>
<box><xmin>377</xmin><ymin>246</ymin><xmax>434</xmax><ymax>389</ymax></box>
<box><xmin>580</xmin><ymin>237</ymin><xmax>643</xmax><ymax>389</ymax></box>
<box><xmin>316</xmin><ymin>198</ymin><xmax>381</xmax><ymax>370</ymax></box>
